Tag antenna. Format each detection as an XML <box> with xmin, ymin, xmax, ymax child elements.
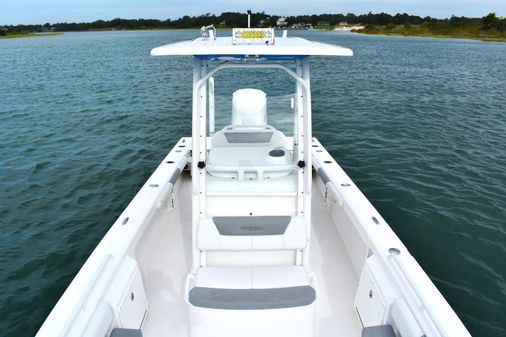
<box><xmin>247</xmin><ymin>10</ymin><xmax>252</xmax><ymax>28</ymax></box>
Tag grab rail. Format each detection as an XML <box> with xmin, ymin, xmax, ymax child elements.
<box><xmin>208</xmin><ymin>77</ymin><xmax>215</xmax><ymax>134</ymax></box>
<box><xmin>60</xmin><ymin>254</ymin><xmax>113</xmax><ymax>337</ymax></box>
<box><xmin>206</xmin><ymin>163</ymin><xmax>296</xmax><ymax>180</ymax></box>
<box><xmin>313</xmin><ymin>142</ymin><xmax>468</xmax><ymax>337</ymax></box>
<box><xmin>388</xmin><ymin>249</ymin><xmax>449</xmax><ymax>337</ymax></box>
<box><xmin>325</xmin><ymin>182</ymin><xmax>344</xmax><ymax>207</ymax></box>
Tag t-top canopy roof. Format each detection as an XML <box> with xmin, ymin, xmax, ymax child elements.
<box><xmin>151</xmin><ymin>36</ymin><xmax>353</xmax><ymax>58</ymax></box>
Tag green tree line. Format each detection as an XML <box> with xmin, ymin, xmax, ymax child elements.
<box><xmin>1</xmin><ymin>11</ymin><xmax>505</xmax><ymax>34</ymax></box>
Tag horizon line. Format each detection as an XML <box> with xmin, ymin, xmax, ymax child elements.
<box><xmin>2</xmin><ymin>10</ymin><xmax>502</xmax><ymax>26</ymax></box>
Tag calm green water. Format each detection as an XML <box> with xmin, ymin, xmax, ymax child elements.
<box><xmin>0</xmin><ymin>30</ymin><xmax>505</xmax><ymax>336</ymax></box>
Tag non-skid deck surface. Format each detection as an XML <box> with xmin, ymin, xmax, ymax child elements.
<box><xmin>141</xmin><ymin>176</ymin><xmax>193</xmax><ymax>337</ymax></box>
<box><xmin>141</xmin><ymin>176</ymin><xmax>361</xmax><ymax>337</ymax></box>
<box><xmin>310</xmin><ymin>184</ymin><xmax>362</xmax><ymax>337</ymax></box>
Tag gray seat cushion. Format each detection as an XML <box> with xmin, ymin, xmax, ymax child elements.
<box><xmin>110</xmin><ymin>328</ymin><xmax>143</xmax><ymax>337</ymax></box>
<box><xmin>362</xmin><ymin>325</ymin><xmax>396</xmax><ymax>337</ymax></box>
<box><xmin>189</xmin><ymin>285</ymin><xmax>316</xmax><ymax>310</ymax></box>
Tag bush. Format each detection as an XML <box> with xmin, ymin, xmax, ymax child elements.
<box><xmin>482</xmin><ymin>12</ymin><xmax>498</xmax><ymax>29</ymax></box>
<box><xmin>496</xmin><ymin>18</ymin><xmax>506</xmax><ymax>32</ymax></box>
<box><xmin>385</xmin><ymin>22</ymin><xmax>396</xmax><ymax>30</ymax></box>
<box><xmin>0</xmin><ymin>28</ymin><xmax>6</xmax><ymax>36</ymax></box>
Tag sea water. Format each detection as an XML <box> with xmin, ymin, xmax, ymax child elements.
<box><xmin>0</xmin><ymin>30</ymin><xmax>505</xmax><ymax>336</ymax></box>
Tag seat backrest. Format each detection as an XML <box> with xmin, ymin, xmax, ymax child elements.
<box><xmin>197</xmin><ymin>216</ymin><xmax>307</xmax><ymax>251</ymax></box>
<box><xmin>211</xmin><ymin>125</ymin><xmax>287</xmax><ymax>149</ymax></box>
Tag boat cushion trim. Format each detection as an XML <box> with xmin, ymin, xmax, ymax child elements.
<box><xmin>110</xmin><ymin>328</ymin><xmax>143</xmax><ymax>337</ymax></box>
<box><xmin>212</xmin><ymin>216</ymin><xmax>291</xmax><ymax>236</ymax></box>
<box><xmin>189</xmin><ymin>285</ymin><xmax>316</xmax><ymax>310</ymax></box>
<box><xmin>317</xmin><ymin>167</ymin><xmax>330</xmax><ymax>184</ymax></box>
<box><xmin>224</xmin><ymin>132</ymin><xmax>273</xmax><ymax>143</ymax></box>
<box><xmin>361</xmin><ymin>325</ymin><xmax>396</xmax><ymax>337</ymax></box>
<box><xmin>169</xmin><ymin>168</ymin><xmax>182</xmax><ymax>185</ymax></box>
<box><xmin>197</xmin><ymin>216</ymin><xmax>307</xmax><ymax>250</ymax></box>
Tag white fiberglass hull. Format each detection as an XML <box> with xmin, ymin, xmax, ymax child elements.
<box><xmin>36</xmin><ymin>137</ymin><xmax>470</xmax><ymax>337</ymax></box>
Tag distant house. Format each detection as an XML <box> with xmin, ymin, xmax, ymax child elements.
<box><xmin>292</xmin><ymin>22</ymin><xmax>312</xmax><ymax>30</ymax></box>
<box><xmin>258</xmin><ymin>18</ymin><xmax>269</xmax><ymax>27</ymax></box>
<box><xmin>276</xmin><ymin>17</ymin><xmax>287</xmax><ymax>27</ymax></box>
<box><xmin>339</xmin><ymin>21</ymin><xmax>348</xmax><ymax>26</ymax></box>
<box><xmin>317</xmin><ymin>21</ymin><xmax>330</xmax><ymax>26</ymax></box>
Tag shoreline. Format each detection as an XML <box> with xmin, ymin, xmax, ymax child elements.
<box><xmin>0</xmin><ymin>32</ymin><xmax>62</xmax><ymax>39</ymax></box>
<box><xmin>352</xmin><ymin>25</ymin><xmax>506</xmax><ymax>42</ymax></box>
<box><xmin>3</xmin><ymin>28</ymin><xmax>505</xmax><ymax>43</ymax></box>
<box><xmin>355</xmin><ymin>30</ymin><xmax>506</xmax><ymax>42</ymax></box>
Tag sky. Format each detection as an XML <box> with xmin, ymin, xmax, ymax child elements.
<box><xmin>1</xmin><ymin>0</ymin><xmax>506</xmax><ymax>25</ymax></box>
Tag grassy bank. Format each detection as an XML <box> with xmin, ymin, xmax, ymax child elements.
<box><xmin>0</xmin><ymin>32</ymin><xmax>62</xmax><ymax>39</ymax></box>
<box><xmin>355</xmin><ymin>23</ymin><xmax>506</xmax><ymax>42</ymax></box>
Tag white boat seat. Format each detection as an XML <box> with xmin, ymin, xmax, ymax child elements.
<box><xmin>207</xmin><ymin>125</ymin><xmax>294</xmax><ymax>180</ymax></box>
<box><xmin>192</xmin><ymin>265</ymin><xmax>312</xmax><ymax>289</ymax></box>
<box><xmin>188</xmin><ymin>266</ymin><xmax>316</xmax><ymax>337</ymax></box>
<box><xmin>197</xmin><ymin>216</ymin><xmax>307</xmax><ymax>251</ymax></box>
<box><xmin>362</xmin><ymin>325</ymin><xmax>396</xmax><ymax>337</ymax></box>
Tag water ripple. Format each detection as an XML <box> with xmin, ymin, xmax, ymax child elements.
<box><xmin>0</xmin><ymin>30</ymin><xmax>505</xmax><ymax>337</ymax></box>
